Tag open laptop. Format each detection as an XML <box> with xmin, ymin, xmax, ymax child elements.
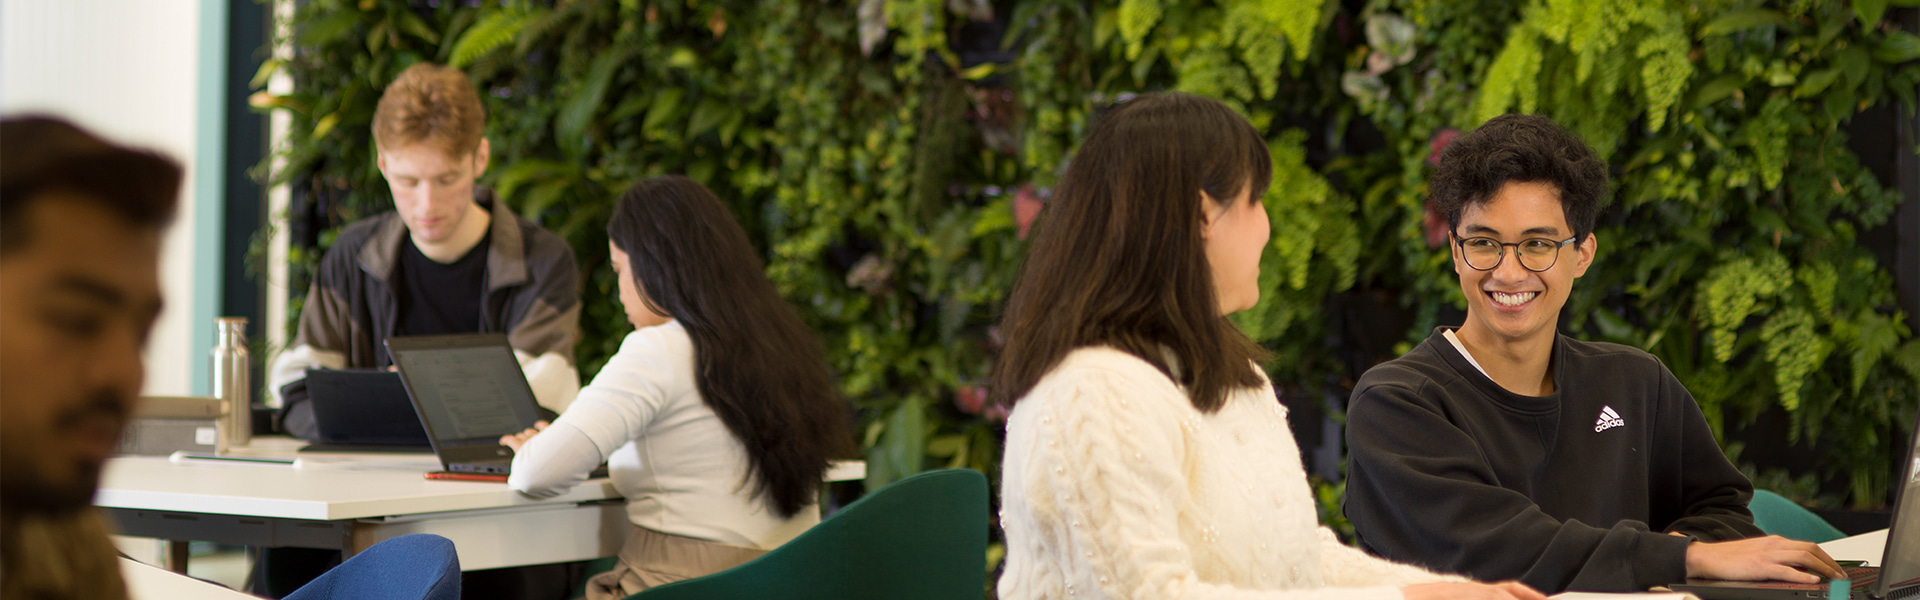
<box><xmin>1672</xmin><ymin>414</ymin><xmax>1920</xmax><ymax>600</ymax></box>
<box><xmin>299</xmin><ymin>369</ymin><xmax>432</xmax><ymax>453</ymax></box>
<box><xmin>385</xmin><ymin>334</ymin><xmax>543</xmax><ymax>475</ymax></box>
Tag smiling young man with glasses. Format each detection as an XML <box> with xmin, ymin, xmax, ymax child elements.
<box><xmin>1340</xmin><ymin>114</ymin><xmax>1844</xmax><ymax>593</ymax></box>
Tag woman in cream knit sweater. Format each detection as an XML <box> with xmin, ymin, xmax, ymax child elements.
<box><xmin>990</xmin><ymin>92</ymin><xmax>1545</xmax><ymax>600</ymax></box>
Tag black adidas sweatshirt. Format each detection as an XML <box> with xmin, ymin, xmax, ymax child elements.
<box><xmin>1343</xmin><ymin>328</ymin><xmax>1762</xmax><ymax>593</ymax></box>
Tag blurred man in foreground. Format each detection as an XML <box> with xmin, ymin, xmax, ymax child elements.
<box><xmin>0</xmin><ymin>116</ymin><xmax>182</xmax><ymax>599</ymax></box>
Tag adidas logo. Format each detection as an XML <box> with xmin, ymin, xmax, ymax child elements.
<box><xmin>1594</xmin><ymin>405</ymin><xmax>1625</xmax><ymax>433</ymax></box>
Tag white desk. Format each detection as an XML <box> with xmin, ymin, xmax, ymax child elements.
<box><xmin>98</xmin><ymin>441</ymin><xmax>626</xmax><ymax>572</ymax></box>
<box><xmin>99</xmin><ymin>437</ymin><xmax>866</xmax><ymax>573</ymax></box>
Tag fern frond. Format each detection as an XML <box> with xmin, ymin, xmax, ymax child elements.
<box><xmin>1635</xmin><ymin>10</ymin><xmax>1690</xmax><ymax>132</ymax></box>
<box><xmin>1762</xmin><ymin>308</ymin><xmax>1828</xmax><ymax>411</ymax></box>
<box><xmin>1266</xmin><ymin>130</ymin><xmax>1334</xmax><ymax>291</ymax></box>
<box><xmin>1117</xmin><ymin>0</ymin><xmax>1162</xmax><ymax>61</ymax></box>
<box><xmin>1740</xmin><ymin>96</ymin><xmax>1793</xmax><ymax>190</ymax></box>
<box><xmin>449</xmin><ymin>9</ymin><xmax>532</xmax><ymax>68</ymax></box>
<box><xmin>515</xmin><ymin>3</ymin><xmax>577</xmax><ymax>57</ymax></box>
<box><xmin>1473</xmin><ymin>26</ymin><xmax>1541</xmax><ymax>124</ymax></box>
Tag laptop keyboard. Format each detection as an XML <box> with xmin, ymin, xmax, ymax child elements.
<box><xmin>1846</xmin><ymin>567</ymin><xmax>1878</xmax><ymax>590</ymax></box>
<box><xmin>1759</xmin><ymin>567</ymin><xmax>1881</xmax><ymax>592</ymax></box>
<box><xmin>441</xmin><ymin>438</ymin><xmax>504</xmax><ymax>448</ymax></box>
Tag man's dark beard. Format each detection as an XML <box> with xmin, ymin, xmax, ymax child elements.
<box><xmin>1</xmin><ymin>390</ymin><xmax>125</xmax><ymax>518</ymax></box>
<box><xmin>0</xmin><ymin>461</ymin><xmax>103</xmax><ymax>518</ymax></box>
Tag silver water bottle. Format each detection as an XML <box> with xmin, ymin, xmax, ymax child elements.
<box><xmin>212</xmin><ymin>317</ymin><xmax>251</xmax><ymax>450</ymax></box>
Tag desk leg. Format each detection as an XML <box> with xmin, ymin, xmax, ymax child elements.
<box><xmin>163</xmin><ymin>540</ymin><xmax>190</xmax><ymax>573</ymax></box>
<box><xmin>347</xmin><ymin>524</ymin><xmax>374</xmax><ymax>561</ymax></box>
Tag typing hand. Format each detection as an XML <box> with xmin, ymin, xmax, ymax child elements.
<box><xmin>1403</xmin><ymin>581</ymin><xmax>1546</xmax><ymax>600</ymax></box>
<box><xmin>499</xmin><ymin>421</ymin><xmax>550</xmax><ymax>453</ymax></box>
<box><xmin>1684</xmin><ymin>534</ymin><xmax>1847</xmax><ymax>583</ymax></box>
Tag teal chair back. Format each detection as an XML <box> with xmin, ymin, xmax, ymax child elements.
<box><xmin>628</xmin><ymin>468</ymin><xmax>989</xmax><ymax>600</ymax></box>
<box><xmin>1749</xmin><ymin>489</ymin><xmax>1844</xmax><ymax>543</ymax></box>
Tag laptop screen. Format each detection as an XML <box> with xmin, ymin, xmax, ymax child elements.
<box><xmin>388</xmin><ymin>337</ymin><xmax>542</xmax><ymax>442</ymax></box>
<box><xmin>304</xmin><ymin>369</ymin><xmax>428</xmax><ymax>444</ymax></box>
<box><xmin>1881</xmin><ymin>424</ymin><xmax>1920</xmax><ymax>593</ymax></box>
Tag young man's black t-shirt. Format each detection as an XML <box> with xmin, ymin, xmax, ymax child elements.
<box><xmin>392</xmin><ymin>232</ymin><xmax>489</xmax><ymax>341</ymax></box>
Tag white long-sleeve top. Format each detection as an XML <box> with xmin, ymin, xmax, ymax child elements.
<box><xmin>505</xmin><ymin>321</ymin><xmax>816</xmax><ymax>549</ymax></box>
<box><xmin>999</xmin><ymin>347</ymin><xmax>1461</xmax><ymax>600</ymax></box>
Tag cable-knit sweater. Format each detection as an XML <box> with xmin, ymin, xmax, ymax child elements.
<box><xmin>999</xmin><ymin>347</ymin><xmax>1461</xmax><ymax>600</ymax></box>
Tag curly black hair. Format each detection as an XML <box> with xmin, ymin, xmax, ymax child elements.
<box><xmin>1430</xmin><ymin>114</ymin><xmax>1609</xmax><ymax>244</ymax></box>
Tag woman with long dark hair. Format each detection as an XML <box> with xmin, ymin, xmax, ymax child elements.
<box><xmin>502</xmin><ymin>175</ymin><xmax>853</xmax><ymax>598</ymax></box>
<box><xmin>992</xmin><ymin>92</ymin><xmax>1545</xmax><ymax>600</ymax></box>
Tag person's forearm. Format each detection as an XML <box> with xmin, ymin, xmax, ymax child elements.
<box><xmin>505</xmin><ymin>421</ymin><xmax>601</xmax><ymax>497</ymax></box>
<box><xmin>1667</xmin><ymin>513</ymin><xmax>1763</xmax><ymax>541</ymax></box>
<box><xmin>266</xmin><ymin>344</ymin><xmax>346</xmax><ymax>408</ymax></box>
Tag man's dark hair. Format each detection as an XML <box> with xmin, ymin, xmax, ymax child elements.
<box><xmin>1431</xmin><ymin>114</ymin><xmax>1609</xmax><ymax>244</ymax></box>
<box><xmin>1</xmin><ymin>116</ymin><xmax>182</xmax><ymax>254</ymax></box>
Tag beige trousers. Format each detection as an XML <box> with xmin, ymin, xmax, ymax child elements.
<box><xmin>583</xmin><ymin>526</ymin><xmax>768</xmax><ymax>600</ymax></box>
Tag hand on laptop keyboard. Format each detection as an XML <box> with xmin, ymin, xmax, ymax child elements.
<box><xmin>1685</xmin><ymin>535</ymin><xmax>1848</xmax><ymax>584</ymax></box>
<box><xmin>500</xmin><ymin>420</ymin><xmax>550</xmax><ymax>453</ymax></box>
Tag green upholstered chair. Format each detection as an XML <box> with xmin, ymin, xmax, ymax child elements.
<box><xmin>1748</xmin><ymin>489</ymin><xmax>1845</xmax><ymax>543</ymax></box>
<box><xmin>626</xmin><ymin>468</ymin><xmax>990</xmax><ymax>600</ymax></box>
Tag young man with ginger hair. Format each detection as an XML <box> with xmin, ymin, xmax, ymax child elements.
<box><xmin>270</xmin><ymin>63</ymin><xmax>581</xmax><ymax>435</ymax></box>
<box><xmin>259</xmin><ymin>63</ymin><xmax>584</xmax><ymax>599</ymax></box>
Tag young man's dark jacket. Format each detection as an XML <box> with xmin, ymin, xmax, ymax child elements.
<box><xmin>1343</xmin><ymin>328</ymin><xmax>1762</xmax><ymax>593</ymax></box>
<box><xmin>268</xmin><ymin>187</ymin><xmax>581</xmax><ymax>438</ymax></box>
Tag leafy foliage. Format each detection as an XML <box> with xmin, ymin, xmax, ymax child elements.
<box><xmin>1006</xmin><ymin>0</ymin><xmax>1920</xmax><ymax>510</ymax></box>
<box><xmin>260</xmin><ymin>0</ymin><xmax>1021</xmax><ymax>506</ymax></box>
<box><xmin>1343</xmin><ymin>0</ymin><xmax>1920</xmax><ymax>507</ymax></box>
<box><xmin>265</xmin><ymin>6</ymin><xmax>1920</xmax><ymax>586</ymax></box>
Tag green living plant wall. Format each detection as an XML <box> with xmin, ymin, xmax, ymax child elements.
<box><xmin>263</xmin><ymin>0</ymin><xmax>1920</xmax><ymax>581</ymax></box>
<box><xmin>1010</xmin><ymin>0</ymin><xmax>1376</xmax><ymax>399</ymax></box>
<box><xmin>1009</xmin><ymin>0</ymin><xmax>1920</xmax><ymax>513</ymax></box>
<box><xmin>1353</xmin><ymin>0</ymin><xmax>1920</xmax><ymax>508</ymax></box>
<box><xmin>258</xmin><ymin>0</ymin><xmax>1022</xmax><ymax>513</ymax></box>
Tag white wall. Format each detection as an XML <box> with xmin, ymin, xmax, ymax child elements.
<box><xmin>267</xmin><ymin>0</ymin><xmax>295</xmax><ymax>382</ymax></box>
<box><xmin>2</xmin><ymin>0</ymin><xmax>206</xmax><ymax>396</ymax></box>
